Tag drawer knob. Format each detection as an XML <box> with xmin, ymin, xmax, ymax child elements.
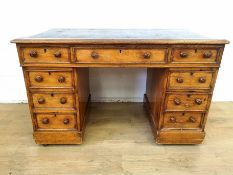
<box><xmin>180</xmin><ymin>52</ymin><xmax>188</xmax><ymax>58</ymax></box>
<box><xmin>203</xmin><ymin>51</ymin><xmax>212</xmax><ymax>58</ymax></box>
<box><xmin>29</xmin><ymin>50</ymin><xmax>38</xmax><ymax>57</ymax></box>
<box><xmin>174</xmin><ymin>98</ymin><xmax>181</xmax><ymax>105</ymax></box>
<box><xmin>58</xmin><ymin>76</ymin><xmax>66</xmax><ymax>83</ymax></box>
<box><xmin>199</xmin><ymin>77</ymin><xmax>206</xmax><ymax>83</ymax></box>
<box><xmin>54</xmin><ymin>51</ymin><xmax>62</xmax><ymax>58</ymax></box>
<box><xmin>176</xmin><ymin>77</ymin><xmax>184</xmax><ymax>83</ymax></box>
<box><xmin>91</xmin><ymin>51</ymin><xmax>99</xmax><ymax>59</ymax></box>
<box><xmin>63</xmin><ymin>118</ymin><xmax>70</xmax><ymax>125</ymax></box>
<box><xmin>189</xmin><ymin>116</ymin><xmax>196</xmax><ymax>123</ymax></box>
<box><xmin>60</xmin><ymin>97</ymin><xmax>67</xmax><ymax>104</ymax></box>
<box><xmin>38</xmin><ymin>98</ymin><xmax>45</xmax><ymax>104</ymax></box>
<box><xmin>170</xmin><ymin>117</ymin><xmax>176</xmax><ymax>123</ymax></box>
<box><xmin>42</xmin><ymin>118</ymin><xmax>49</xmax><ymax>124</ymax></box>
<box><xmin>35</xmin><ymin>75</ymin><xmax>43</xmax><ymax>82</ymax></box>
<box><xmin>143</xmin><ymin>52</ymin><xmax>151</xmax><ymax>59</ymax></box>
<box><xmin>195</xmin><ymin>98</ymin><xmax>202</xmax><ymax>105</ymax></box>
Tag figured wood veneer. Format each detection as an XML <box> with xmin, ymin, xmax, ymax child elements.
<box><xmin>12</xmin><ymin>29</ymin><xmax>229</xmax><ymax>145</ymax></box>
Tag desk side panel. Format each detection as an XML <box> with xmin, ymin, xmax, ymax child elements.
<box><xmin>145</xmin><ymin>68</ymin><xmax>168</xmax><ymax>133</ymax></box>
<box><xmin>76</xmin><ymin>68</ymin><xmax>90</xmax><ymax>131</ymax></box>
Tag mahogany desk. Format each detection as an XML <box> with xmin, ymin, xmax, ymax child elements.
<box><xmin>11</xmin><ymin>29</ymin><xmax>229</xmax><ymax>144</ymax></box>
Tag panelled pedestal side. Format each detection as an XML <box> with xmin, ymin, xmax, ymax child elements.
<box><xmin>18</xmin><ymin>46</ymin><xmax>90</xmax><ymax>144</ymax></box>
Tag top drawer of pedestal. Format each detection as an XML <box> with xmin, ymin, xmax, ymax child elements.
<box><xmin>20</xmin><ymin>47</ymin><xmax>71</xmax><ymax>64</ymax></box>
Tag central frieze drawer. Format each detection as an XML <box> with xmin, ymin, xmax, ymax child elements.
<box><xmin>75</xmin><ymin>48</ymin><xmax>167</xmax><ymax>63</ymax></box>
<box><xmin>32</xmin><ymin>93</ymin><xmax>75</xmax><ymax>108</ymax></box>
<box><xmin>165</xmin><ymin>93</ymin><xmax>210</xmax><ymax>111</ymax></box>
<box><xmin>168</xmin><ymin>71</ymin><xmax>214</xmax><ymax>90</ymax></box>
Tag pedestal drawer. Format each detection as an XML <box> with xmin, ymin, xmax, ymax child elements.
<box><xmin>28</xmin><ymin>70</ymin><xmax>73</xmax><ymax>88</ymax></box>
<box><xmin>168</xmin><ymin>71</ymin><xmax>214</xmax><ymax>90</ymax></box>
<box><xmin>32</xmin><ymin>93</ymin><xmax>75</xmax><ymax>109</ymax></box>
<box><xmin>163</xmin><ymin>112</ymin><xmax>204</xmax><ymax>129</ymax></box>
<box><xmin>35</xmin><ymin>113</ymin><xmax>76</xmax><ymax>130</ymax></box>
<box><xmin>164</xmin><ymin>93</ymin><xmax>210</xmax><ymax>111</ymax></box>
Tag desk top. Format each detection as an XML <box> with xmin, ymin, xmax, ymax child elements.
<box><xmin>11</xmin><ymin>29</ymin><xmax>229</xmax><ymax>44</ymax></box>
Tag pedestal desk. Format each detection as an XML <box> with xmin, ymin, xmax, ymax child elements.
<box><xmin>11</xmin><ymin>29</ymin><xmax>229</xmax><ymax>144</ymax></box>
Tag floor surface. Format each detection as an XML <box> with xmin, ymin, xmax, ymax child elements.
<box><xmin>0</xmin><ymin>102</ymin><xmax>233</xmax><ymax>175</ymax></box>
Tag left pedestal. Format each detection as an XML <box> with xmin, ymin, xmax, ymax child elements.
<box><xmin>22</xmin><ymin>67</ymin><xmax>90</xmax><ymax>144</ymax></box>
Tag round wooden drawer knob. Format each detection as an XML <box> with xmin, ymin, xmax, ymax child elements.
<box><xmin>35</xmin><ymin>75</ymin><xmax>43</xmax><ymax>82</ymax></box>
<box><xmin>176</xmin><ymin>77</ymin><xmax>184</xmax><ymax>83</ymax></box>
<box><xmin>58</xmin><ymin>76</ymin><xmax>65</xmax><ymax>83</ymax></box>
<box><xmin>143</xmin><ymin>52</ymin><xmax>151</xmax><ymax>59</ymax></box>
<box><xmin>29</xmin><ymin>50</ymin><xmax>38</xmax><ymax>57</ymax></box>
<box><xmin>60</xmin><ymin>97</ymin><xmax>67</xmax><ymax>104</ymax></box>
<box><xmin>42</xmin><ymin>118</ymin><xmax>49</xmax><ymax>124</ymax></box>
<box><xmin>199</xmin><ymin>77</ymin><xmax>206</xmax><ymax>83</ymax></box>
<box><xmin>38</xmin><ymin>98</ymin><xmax>45</xmax><ymax>104</ymax></box>
<box><xmin>195</xmin><ymin>98</ymin><xmax>202</xmax><ymax>105</ymax></box>
<box><xmin>180</xmin><ymin>52</ymin><xmax>188</xmax><ymax>58</ymax></box>
<box><xmin>189</xmin><ymin>116</ymin><xmax>196</xmax><ymax>123</ymax></box>
<box><xmin>54</xmin><ymin>51</ymin><xmax>62</xmax><ymax>58</ymax></box>
<box><xmin>63</xmin><ymin>118</ymin><xmax>70</xmax><ymax>125</ymax></box>
<box><xmin>170</xmin><ymin>117</ymin><xmax>176</xmax><ymax>123</ymax></box>
<box><xmin>174</xmin><ymin>98</ymin><xmax>181</xmax><ymax>105</ymax></box>
<box><xmin>91</xmin><ymin>51</ymin><xmax>99</xmax><ymax>59</ymax></box>
<box><xmin>203</xmin><ymin>51</ymin><xmax>212</xmax><ymax>58</ymax></box>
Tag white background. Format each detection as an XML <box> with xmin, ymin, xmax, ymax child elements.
<box><xmin>0</xmin><ymin>0</ymin><xmax>232</xmax><ymax>103</ymax></box>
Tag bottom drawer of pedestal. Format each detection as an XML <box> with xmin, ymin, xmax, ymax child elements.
<box><xmin>162</xmin><ymin>112</ymin><xmax>204</xmax><ymax>129</ymax></box>
<box><xmin>33</xmin><ymin>131</ymin><xmax>82</xmax><ymax>144</ymax></box>
<box><xmin>35</xmin><ymin>113</ymin><xmax>77</xmax><ymax>130</ymax></box>
<box><xmin>155</xmin><ymin>130</ymin><xmax>205</xmax><ymax>144</ymax></box>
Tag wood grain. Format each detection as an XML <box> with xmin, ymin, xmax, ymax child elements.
<box><xmin>171</xmin><ymin>48</ymin><xmax>218</xmax><ymax>63</ymax></box>
<box><xmin>75</xmin><ymin>48</ymin><xmax>166</xmax><ymax>63</ymax></box>
<box><xmin>167</xmin><ymin>70</ymin><xmax>214</xmax><ymax>90</ymax></box>
<box><xmin>21</xmin><ymin>47</ymin><xmax>70</xmax><ymax>63</ymax></box>
<box><xmin>162</xmin><ymin>112</ymin><xmax>204</xmax><ymax>129</ymax></box>
<box><xmin>32</xmin><ymin>93</ymin><xmax>75</xmax><ymax>109</ymax></box>
<box><xmin>36</xmin><ymin>113</ymin><xmax>76</xmax><ymax>130</ymax></box>
<box><xmin>28</xmin><ymin>70</ymin><xmax>73</xmax><ymax>88</ymax></box>
<box><xmin>12</xmin><ymin>29</ymin><xmax>229</xmax><ymax>144</ymax></box>
<box><xmin>1</xmin><ymin>103</ymin><xmax>233</xmax><ymax>174</ymax></box>
<box><xmin>165</xmin><ymin>93</ymin><xmax>210</xmax><ymax>111</ymax></box>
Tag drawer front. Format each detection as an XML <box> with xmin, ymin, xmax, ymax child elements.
<box><xmin>28</xmin><ymin>70</ymin><xmax>73</xmax><ymax>88</ymax></box>
<box><xmin>32</xmin><ymin>93</ymin><xmax>75</xmax><ymax>108</ymax></box>
<box><xmin>163</xmin><ymin>112</ymin><xmax>203</xmax><ymax>129</ymax></box>
<box><xmin>75</xmin><ymin>48</ymin><xmax>166</xmax><ymax>63</ymax></box>
<box><xmin>36</xmin><ymin>113</ymin><xmax>76</xmax><ymax>129</ymax></box>
<box><xmin>22</xmin><ymin>47</ymin><xmax>70</xmax><ymax>63</ymax></box>
<box><xmin>165</xmin><ymin>93</ymin><xmax>210</xmax><ymax>111</ymax></box>
<box><xmin>171</xmin><ymin>48</ymin><xmax>218</xmax><ymax>63</ymax></box>
<box><xmin>168</xmin><ymin>71</ymin><xmax>214</xmax><ymax>89</ymax></box>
